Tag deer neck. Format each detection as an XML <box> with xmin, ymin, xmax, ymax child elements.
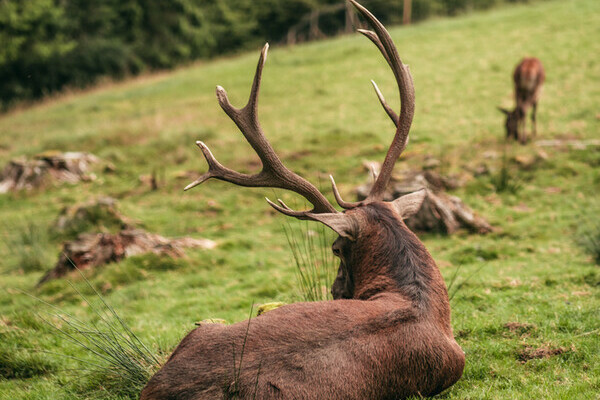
<box><xmin>352</xmin><ymin>204</ymin><xmax>451</xmax><ymax>326</ymax></box>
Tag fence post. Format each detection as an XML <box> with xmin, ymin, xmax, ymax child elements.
<box><xmin>309</xmin><ymin>10</ymin><xmax>322</xmax><ymax>40</ymax></box>
<box><xmin>287</xmin><ymin>26</ymin><xmax>297</xmax><ymax>45</ymax></box>
<box><xmin>345</xmin><ymin>2</ymin><xmax>357</xmax><ymax>33</ymax></box>
<box><xmin>403</xmin><ymin>0</ymin><xmax>412</xmax><ymax>25</ymax></box>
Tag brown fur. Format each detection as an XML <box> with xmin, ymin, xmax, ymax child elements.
<box><xmin>140</xmin><ymin>203</ymin><xmax>465</xmax><ymax>399</ymax></box>
<box><xmin>501</xmin><ymin>57</ymin><xmax>545</xmax><ymax>144</ymax></box>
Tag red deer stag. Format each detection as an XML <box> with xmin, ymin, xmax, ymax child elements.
<box><xmin>498</xmin><ymin>57</ymin><xmax>545</xmax><ymax>144</ymax></box>
<box><xmin>141</xmin><ymin>1</ymin><xmax>464</xmax><ymax>399</ymax></box>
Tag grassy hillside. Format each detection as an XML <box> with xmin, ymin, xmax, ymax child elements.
<box><xmin>1</xmin><ymin>0</ymin><xmax>599</xmax><ymax>398</ymax></box>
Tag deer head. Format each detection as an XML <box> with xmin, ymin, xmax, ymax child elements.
<box><xmin>498</xmin><ymin>106</ymin><xmax>523</xmax><ymax>141</ymax></box>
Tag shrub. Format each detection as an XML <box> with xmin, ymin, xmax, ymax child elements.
<box><xmin>490</xmin><ymin>149</ymin><xmax>522</xmax><ymax>194</ymax></box>
<box><xmin>2</xmin><ymin>221</ymin><xmax>54</xmax><ymax>273</ymax></box>
<box><xmin>577</xmin><ymin>220</ymin><xmax>600</xmax><ymax>265</ymax></box>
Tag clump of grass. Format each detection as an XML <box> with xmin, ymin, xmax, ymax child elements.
<box><xmin>126</xmin><ymin>252</ymin><xmax>191</xmax><ymax>272</ymax></box>
<box><xmin>283</xmin><ymin>220</ymin><xmax>336</xmax><ymax>302</ymax></box>
<box><xmin>450</xmin><ymin>245</ymin><xmax>499</xmax><ymax>265</ymax></box>
<box><xmin>2</xmin><ymin>221</ymin><xmax>54</xmax><ymax>273</ymax></box>
<box><xmin>30</xmin><ymin>273</ymin><xmax>161</xmax><ymax>399</ymax></box>
<box><xmin>577</xmin><ymin>219</ymin><xmax>600</xmax><ymax>265</ymax></box>
<box><xmin>446</xmin><ymin>262</ymin><xmax>487</xmax><ymax>303</ymax></box>
<box><xmin>490</xmin><ymin>147</ymin><xmax>522</xmax><ymax>194</ymax></box>
<box><xmin>0</xmin><ymin>347</ymin><xmax>57</xmax><ymax>380</ymax></box>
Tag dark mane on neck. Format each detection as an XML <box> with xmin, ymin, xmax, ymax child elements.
<box><xmin>360</xmin><ymin>203</ymin><xmax>436</xmax><ymax>308</ymax></box>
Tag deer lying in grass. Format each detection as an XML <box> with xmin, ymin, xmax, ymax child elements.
<box><xmin>141</xmin><ymin>1</ymin><xmax>464</xmax><ymax>399</ymax></box>
<box><xmin>498</xmin><ymin>57</ymin><xmax>545</xmax><ymax>144</ymax></box>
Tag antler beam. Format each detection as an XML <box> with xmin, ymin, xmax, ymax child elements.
<box><xmin>331</xmin><ymin>0</ymin><xmax>415</xmax><ymax>208</ymax></box>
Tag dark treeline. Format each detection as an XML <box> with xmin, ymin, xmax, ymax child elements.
<box><xmin>0</xmin><ymin>0</ymin><xmax>535</xmax><ymax>109</ymax></box>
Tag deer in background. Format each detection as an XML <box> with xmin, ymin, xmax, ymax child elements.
<box><xmin>498</xmin><ymin>57</ymin><xmax>545</xmax><ymax>144</ymax></box>
<box><xmin>141</xmin><ymin>1</ymin><xmax>464</xmax><ymax>399</ymax></box>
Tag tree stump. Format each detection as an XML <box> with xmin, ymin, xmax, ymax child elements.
<box><xmin>54</xmin><ymin>197</ymin><xmax>134</xmax><ymax>235</ymax></box>
<box><xmin>0</xmin><ymin>151</ymin><xmax>99</xmax><ymax>193</ymax></box>
<box><xmin>37</xmin><ymin>229</ymin><xmax>216</xmax><ymax>286</ymax></box>
<box><xmin>356</xmin><ymin>162</ymin><xmax>492</xmax><ymax>234</ymax></box>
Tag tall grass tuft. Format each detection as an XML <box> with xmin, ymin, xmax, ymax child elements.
<box><xmin>446</xmin><ymin>263</ymin><xmax>487</xmax><ymax>303</ymax></box>
<box><xmin>2</xmin><ymin>221</ymin><xmax>54</xmax><ymax>273</ymax></box>
<box><xmin>28</xmin><ymin>268</ymin><xmax>161</xmax><ymax>399</ymax></box>
<box><xmin>0</xmin><ymin>347</ymin><xmax>57</xmax><ymax>379</ymax></box>
<box><xmin>283</xmin><ymin>220</ymin><xmax>337</xmax><ymax>302</ymax></box>
<box><xmin>577</xmin><ymin>219</ymin><xmax>600</xmax><ymax>265</ymax></box>
<box><xmin>490</xmin><ymin>146</ymin><xmax>522</xmax><ymax>194</ymax></box>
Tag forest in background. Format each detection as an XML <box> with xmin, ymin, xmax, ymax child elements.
<box><xmin>0</xmin><ymin>0</ymin><xmax>540</xmax><ymax>109</ymax></box>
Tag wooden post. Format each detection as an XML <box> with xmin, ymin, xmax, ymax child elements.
<box><xmin>403</xmin><ymin>0</ymin><xmax>412</xmax><ymax>25</ymax></box>
<box><xmin>345</xmin><ymin>2</ymin><xmax>356</xmax><ymax>33</ymax></box>
<box><xmin>309</xmin><ymin>10</ymin><xmax>321</xmax><ymax>40</ymax></box>
<box><xmin>287</xmin><ymin>26</ymin><xmax>297</xmax><ymax>45</ymax></box>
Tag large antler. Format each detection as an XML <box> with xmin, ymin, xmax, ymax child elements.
<box><xmin>186</xmin><ymin>1</ymin><xmax>415</xmax><ymax>226</ymax></box>
<box><xmin>185</xmin><ymin>43</ymin><xmax>337</xmax><ymax>218</ymax></box>
<box><xmin>331</xmin><ymin>0</ymin><xmax>415</xmax><ymax>208</ymax></box>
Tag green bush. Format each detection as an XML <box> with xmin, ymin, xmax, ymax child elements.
<box><xmin>577</xmin><ymin>220</ymin><xmax>600</xmax><ymax>265</ymax></box>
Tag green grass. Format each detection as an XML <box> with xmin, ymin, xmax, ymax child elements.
<box><xmin>0</xmin><ymin>0</ymin><xmax>599</xmax><ymax>398</ymax></box>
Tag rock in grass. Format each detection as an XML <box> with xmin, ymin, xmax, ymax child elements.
<box><xmin>195</xmin><ymin>319</ymin><xmax>227</xmax><ymax>326</ymax></box>
<box><xmin>0</xmin><ymin>151</ymin><xmax>99</xmax><ymax>193</ymax></box>
<box><xmin>256</xmin><ymin>302</ymin><xmax>286</xmax><ymax>316</ymax></box>
<box><xmin>37</xmin><ymin>229</ymin><xmax>216</xmax><ymax>286</ymax></box>
<box><xmin>406</xmin><ymin>190</ymin><xmax>492</xmax><ymax>235</ymax></box>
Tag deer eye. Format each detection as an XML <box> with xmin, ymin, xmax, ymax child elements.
<box><xmin>332</xmin><ymin>247</ymin><xmax>341</xmax><ymax>256</ymax></box>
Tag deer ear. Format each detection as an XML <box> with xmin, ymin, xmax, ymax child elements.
<box><xmin>497</xmin><ymin>106</ymin><xmax>510</xmax><ymax>115</ymax></box>
<box><xmin>308</xmin><ymin>213</ymin><xmax>359</xmax><ymax>241</ymax></box>
<box><xmin>390</xmin><ymin>189</ymin><xmax>427</xmax><ymax>219</ymax></box>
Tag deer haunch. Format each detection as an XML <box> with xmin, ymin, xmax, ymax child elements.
<box><xmin>142</xmin><ymin>300</ymin><xmax>464</xmax><ymax>400</ymax></box>
<box><xmin>141</xmin><ymin>1</ymin><xmax>464</xmax><ymax>398</ymax></box>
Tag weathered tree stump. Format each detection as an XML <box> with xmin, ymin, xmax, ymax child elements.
<box><xmin>37</xmin><ymin>229</ymin><xmax>216</xmax><ymax>286</ymax></box>
<box><xmin>54</xmin><ymin>197</ymin><xmax>133</xmax><ymax>234</ymax></box>
<box><xmin>356</xmin><ymin>162</ymin><xmax>491</xmax><ymax>234</ymax></box>
<box><xmin>0</xmin><ymin>151</ymin><xmax>99</xmax><ymax>193</ymax></box>
<box><xmin>404</xmin><ymin>190</ymin><xmax>492</xmax><ymax>234</ymax></box>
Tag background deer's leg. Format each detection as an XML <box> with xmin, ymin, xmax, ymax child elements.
<box><xmin>531</xmin><ymin>102</ymin><xmax>538</xmax><ymax>139</ymax></box>
<box><xmin>520</xmin><ymin>116</ymin><xmax>527</xmax><ymax>144</ymax></box>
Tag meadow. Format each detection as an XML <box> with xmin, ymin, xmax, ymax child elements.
<box><xmin>0</xmin><ymin>0</ymin><xmax>599</xmax><ymax>398</ymax></box>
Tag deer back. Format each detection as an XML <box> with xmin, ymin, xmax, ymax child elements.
<box><xmin>513</xmin><ymin>57</ymin><xmax>545</xmax><ymax>110</ymax></box>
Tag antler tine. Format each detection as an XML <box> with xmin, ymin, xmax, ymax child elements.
<box><xmin>371</xmin><ymin>80</ymin><xmax>399</xmax><ymax>127</ymax></box>
<box><xmin>356</xmin><ymin>29</ymin><xmax>399</xmax><ymax>126</ymax></box>
<box><xmin>357</xmin><ymin>29</ymin><xmax>391</xmax><ymax>67</ymax></box>
<box><xmin>187</xmin><ymin>43</ymin><xmax>337</xmax><ymax>216</ymax></box>
<box><xmin>357</xmin><ymin>29</ymin><xmax>400</xmax><ymax>126</ymax></box>
<box><xmin>265</xmin><ymin>197</ymin><xmax>316</xmax><ymax>220</ymax></box>
<box><xmin>330</xmin><ymin>175</ymin><xmax>363</xmax><ymax>209</ymax></box>
<box><xmin>350</xmin><ymin>0</ymin><xmax>415</xmax><ymax>202</ymax></box>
